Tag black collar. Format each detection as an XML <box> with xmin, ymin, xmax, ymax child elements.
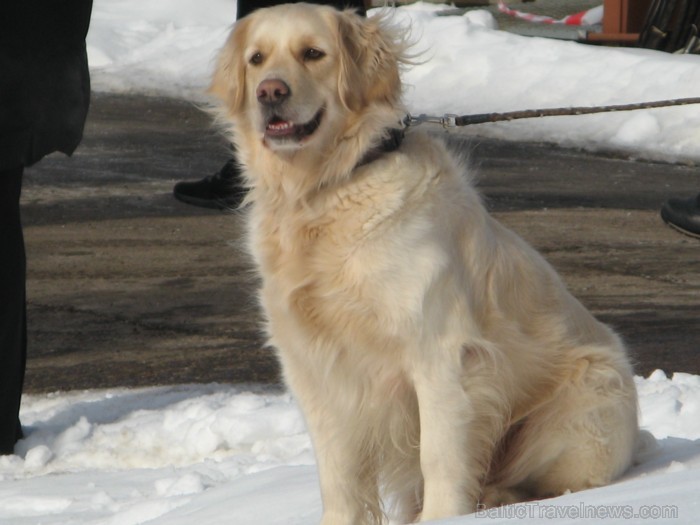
<box><xmin>356</xmin><ymin>128</ymin><xmax>405</xmax><ymax>168</ymax></box>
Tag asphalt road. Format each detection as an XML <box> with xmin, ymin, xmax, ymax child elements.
<box><xmin>20</xmin><ymin>94</ymin><xmax>700</xmax><ymax>393</ymax></box>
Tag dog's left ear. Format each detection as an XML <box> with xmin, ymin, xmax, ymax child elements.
<box><xmin>209</xmin><ymin>17</ymin><xmax>251</xmax><ymax>115</ymax></box>
<box><xmin>336</xmin><ymin>10</ymin><xmax>405</xmax><ymax>112</ymax></box>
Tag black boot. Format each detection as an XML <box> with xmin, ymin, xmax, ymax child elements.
<box><xmin>173</xmin><ymin>159</ymin><xmax>246</xmax><ymax>210</ymax></box>
<box><xmin>661</xmin><ymin>193</ymin><xmax>700</xmax><ymax>238</ymax></box>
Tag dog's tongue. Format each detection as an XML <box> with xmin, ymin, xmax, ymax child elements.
<box><xmin>266</xmin><ymin>117</ymin><xmax>296</xmax><ymax>136</ymax></box>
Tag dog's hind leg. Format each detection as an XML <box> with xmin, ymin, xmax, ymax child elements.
<box><xmin>491</xmin><ymin>354</ymin><xmax>639</xmax><ymax>500</ymax></box>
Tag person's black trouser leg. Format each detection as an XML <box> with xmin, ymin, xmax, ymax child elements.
<box><xmin>237</xmin><ymin>0</ymin><xmax>366</xmax><ymax>19</ymax></box>
<box><xmin>0</xmin><ymin>166</ymin><xmax>27</xmax><ymax>455</ymax></box>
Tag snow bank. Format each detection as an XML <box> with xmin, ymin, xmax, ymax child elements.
<box><xmin>1</xmin><ymin>371</ymin><xmax>699</xmax><ymax>524</ymax></box>
<box><xmin>396</xmin><ymin>3</ymin><xmax>700</xmax><ymax>163</ymax></box>
<box><xmin>86</xmin><ymin>0</ymin><xmax>700</xmax><ymax>163</ymax></box>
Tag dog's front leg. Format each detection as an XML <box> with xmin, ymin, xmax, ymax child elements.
<box><xmin>412</xmin><ymin>364</ymin><xmax>479</xmax><ymax>520</ymax></box>
<box><xmin>313</xmin><ymin>428</ymin><xmax>376</xmax><ymax>525</ymax></box>
<box><xmin>283</xmin><ymin>361</ymin><xmax>378</xmax><ymax>525</ymax></box>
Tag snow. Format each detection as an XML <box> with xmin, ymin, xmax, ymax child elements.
<box><xmin>4</xmin><ymin>1</ymin><xmax>699</xmax><ymax>523</ymax></box>
<box><xmin>84</xmin><ymin>0</ymin><xmax>700</xmax><ymax>163</ymax></box>
<box><xmin>2</xmin><ymin>373</ymin><xmax>700</xmax><ymax>524</ymax></box>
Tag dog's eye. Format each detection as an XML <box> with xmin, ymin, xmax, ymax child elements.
<box><xmin>250</xmin><ymin>52</ymin><xmax>264</xmax><ymax>65</ymax></box>
<box><xmin>303</xmin><ymin>48</ymin><xmax>325</xmax><ymax>62</ymax></box>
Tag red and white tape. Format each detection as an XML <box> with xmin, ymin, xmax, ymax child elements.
<box><xmin>496</xmin><ymin>1</ymin><xmax>603</xmax><ymax>26</ymax></box>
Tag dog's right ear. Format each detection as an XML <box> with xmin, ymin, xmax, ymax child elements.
<box><xmin>208</xmin><ymin>17</ymin><xmax>251</xmax><ymax>115</ymax></box>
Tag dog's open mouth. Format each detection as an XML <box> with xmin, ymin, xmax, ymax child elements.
<box><xmin>264</xmin><ymin>107</ymin><xmax>324</xmax><ymax>143</ymax></box>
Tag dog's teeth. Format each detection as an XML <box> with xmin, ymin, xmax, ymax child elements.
<box><xmin>268</xmin><ymin>120</ymin><xmax>292</xmax><ymax>130</ymax></box>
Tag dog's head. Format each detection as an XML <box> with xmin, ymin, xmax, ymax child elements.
<box><xmin>209</xmin><ymin>4</ymin><xmax>407</xmax><ymax>155</ymax></box>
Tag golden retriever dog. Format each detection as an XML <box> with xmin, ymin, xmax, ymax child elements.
<box><xmin>209</xmin><ymin>4</ymin><xmax>641</xmax><ymax>524</ymax></box>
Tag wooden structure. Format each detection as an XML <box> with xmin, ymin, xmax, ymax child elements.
<box><xmin>588</xmin><ymin>0</ymin><xmax>653</xmax><ymax>43</ymax></box>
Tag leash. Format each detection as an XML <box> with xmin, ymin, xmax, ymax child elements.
<box><xmin>404</xmin><ymin>96</ymin><xmax>700</xmax><ymax>129</ymax></box>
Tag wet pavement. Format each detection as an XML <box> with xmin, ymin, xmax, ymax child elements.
<box><xmin>21</xmin><ymin>94</ymin><xmax>700</xmax><ymax>393</ymax></box>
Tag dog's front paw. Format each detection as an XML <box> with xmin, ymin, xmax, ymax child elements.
<box><xmin>479</xmin><ymin>485</ymin><xmax>528</xmax><ymax>509</ymax></box>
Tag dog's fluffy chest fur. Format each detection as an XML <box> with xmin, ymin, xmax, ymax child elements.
<box><xmin>249</xmin><ymin>132</ymin><xmax>472</xmax><ymax>352</ymax></box>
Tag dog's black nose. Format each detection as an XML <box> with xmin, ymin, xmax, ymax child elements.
<box><xmin>256</xmin><ymin>79</ymin><xmax>290</xmax><ymax>106</ymax></box>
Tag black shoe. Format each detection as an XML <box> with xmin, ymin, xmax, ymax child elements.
<box><xmin>173</xmin><ymin>159</ymin><xmax>246</xmax><ymax>210</ymax></box>
<box><xmin>661</xmin><ymin>193</ymin><xmax>700</xmax><ymax>238</ymax></box>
